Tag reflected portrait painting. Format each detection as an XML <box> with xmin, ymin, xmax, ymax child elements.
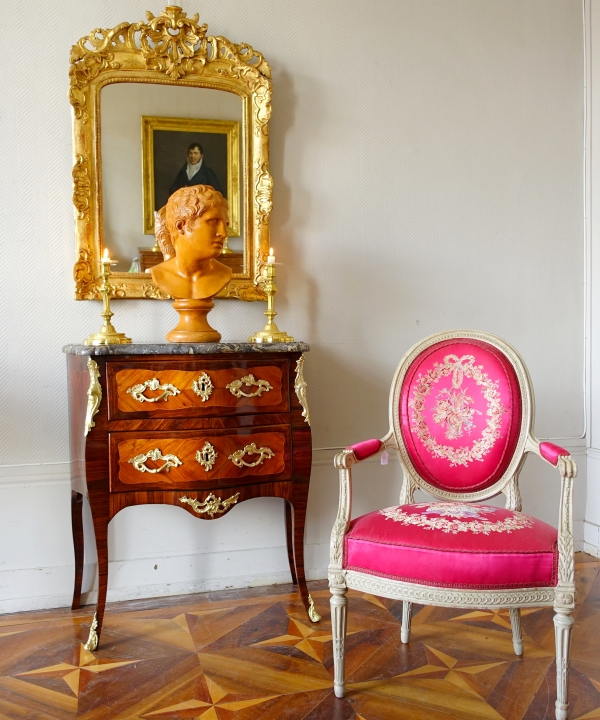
<box><xmin>142</xmin><ymin>116</ymin><xmax>240</xmax><ymax>236</ymax></box>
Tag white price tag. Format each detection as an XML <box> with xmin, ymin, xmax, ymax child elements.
<box><xmin>380</xmin><ymin>451</ymin><xmax>389</xmax><ymax>465</ymax></box>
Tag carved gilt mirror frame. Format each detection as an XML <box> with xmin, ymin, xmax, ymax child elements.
<box><xmin>70</xmin><ymin>5</ymin><xmax>271</xmax><ymax>301</ymax></box>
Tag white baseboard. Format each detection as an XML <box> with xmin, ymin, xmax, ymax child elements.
<box><xmin>0</xmin><ymin>544</ymin><xmax>330</xmax><ymax>615</ymax></box>
<box><xmin>583</xmin><ymin>520</ymin><xmax>600</xmax><ymax>558</ymax></box>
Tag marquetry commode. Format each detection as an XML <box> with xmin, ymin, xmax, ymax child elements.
<box><xmin>64</xmin><ymin>342</ymin><xmax>318</xmax><ymax>651</ymax></box>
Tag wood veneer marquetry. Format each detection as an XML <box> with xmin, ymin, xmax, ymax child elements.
<box><xmin>1</xmin><ymin>556</ymin><xmax>599</xmax><ymax>719</ymax></box>
<box><xmin>106</xmin><ymin>412</ymin><xmax>295</xmax><ymax>432</ymax></box>
<box><xmin>109</xmin><ymin>481</ymin><xmax>294</xmax><ymax>518</ymax></box>
<box><xmin>107</xmin><ymin>359</ymin><xmax>289</xmax><ymax>420</ymax></box>
<box><xmin>111</xmin><ymin>428</ymin><xmax>289</xmax><ymax>490</ymax></box>
<box><xmin>70</xmin><ymin>491</ymin><xmax>84</xmax><ymax>611</ymax></box>
<box><xmin>114</xmin><ymin>365</ymin><xmax>283</xmax><ymax>413</ymax></box>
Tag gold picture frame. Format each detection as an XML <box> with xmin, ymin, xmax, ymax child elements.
<box><xmin>70</xmin><ymin>5</ymin><xmax>272</xmax><ymax>301</ymax></box>
<box><xmin>141</xmin><ymin>116</ymin><xmax>240</xmax><ymax>236</ymax></box>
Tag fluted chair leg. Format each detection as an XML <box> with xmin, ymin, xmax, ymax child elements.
<box><xmin>509</xmin><ymin>608</ymin><xmax>523</xmax><ymax>656</ymax></box>
<box><xmin>401</xmin><ymin>601</ymin><xmax>413</xmax><ymax>643</ymax></box>
<box><xmin>331</xmin><ymin>586</ymin><xmax>348</xmax><ymax>698</ymax></box>
<box><xmin>554</xmin><ymin>608</ymin><xmax>574</xmax><ymax>720</ymax></box>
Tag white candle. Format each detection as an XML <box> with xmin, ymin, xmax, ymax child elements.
<box><xmin>267</xmin><ymin>247</ymin><xmax>276</xmax><ymax>264</ymax></box>
<box><xmin>102</xmin><ymin>248</ymin><xmax>117</xmax><ymax>265</ymax></box>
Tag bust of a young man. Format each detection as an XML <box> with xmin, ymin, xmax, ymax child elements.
<box><xmin>151</xmin><ymin>185</ymin><xmax>232</xmax><ymax>300</ymax></box>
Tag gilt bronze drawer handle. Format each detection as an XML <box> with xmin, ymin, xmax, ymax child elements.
<box><xmin>129</xmin><ymin>448</ymin><xmax>183</xmax><ymax>474</ymax></box>
<box><xmin>127</xmin><ymin>378</ymin><xmax>181</xmax><ymax>403</ymax></box>
<box><xmin>192</xmin><ymin>372</ymin><xmax>213</xmax><ymax>402</ymax></box>
<box><xmin>180</xmin><ymin>493</ymin><xmax>240</xmax><ymax>517</ymax></box>
<box><xmin>196</xmin><ymin>441</ymin><xmax>217</xmax><ymax>471</ymax></box>
<box><xmin>226</xmin><ymin>374</ymin><xmax>273</xmax><ymax>398</ymax></box>
<box><xmin>228</xmin><ymin>443</ymin><xmax>275</xmax><ymax>468</ymax></box>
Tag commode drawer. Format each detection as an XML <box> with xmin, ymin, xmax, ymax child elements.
<box><xmin>109</xmin><ymin>426</ymin><xmax>290</xmax><ymax>491</ymax></box>
<box><xmin>106</xmin><ymin>359</ymin><xmax>288</xmax><ymax>420</ymax></box>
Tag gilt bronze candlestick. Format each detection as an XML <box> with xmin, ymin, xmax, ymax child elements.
<box><xmin>84</xmin><ymin>251</ymin><xmax>132</xmax><ymax>346</ymax></box>
<box><xmin>248</xmin><ymin>250</ymin><xmax>294</xmax><ymax>343</ymax></box>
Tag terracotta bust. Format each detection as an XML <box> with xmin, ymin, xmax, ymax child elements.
<box><xmin>152</xmin><ymin>185</ymin><xmax>233</xmax><ymax>342</ymax></box>
<box><xmin>154</xmin><ymin>206</ymin><xmax>174</xmax><ymax>261</ymax></box>
<box><xmin>152</xmin><ymin>185</ymin><xmax>232</xmax><ymax>299</ymax></box>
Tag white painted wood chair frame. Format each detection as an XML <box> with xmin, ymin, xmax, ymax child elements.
<box><xmin>328</xmin><ymin>330</ymin><xmax>577</xmax><ymax>720</ymax></box>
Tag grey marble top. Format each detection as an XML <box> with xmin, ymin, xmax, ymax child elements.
<box><xmin>63</xmin><ymin>342</ymin><xmax>309</xmax><ymax>356</ymax></box>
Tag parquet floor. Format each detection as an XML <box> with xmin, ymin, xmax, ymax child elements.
<box><xmin>0</xmin><ymin>554</ymin><xmax>599</xmax><ymax>720</ymax></box>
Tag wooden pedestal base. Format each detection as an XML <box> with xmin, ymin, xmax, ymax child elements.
<box><xmin>166</xmin><ymin>298</ymin><xmax>221</xmax><ymax>343</ymax></box>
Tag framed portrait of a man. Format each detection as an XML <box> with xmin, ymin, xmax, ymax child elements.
<box><xmin>141</xmin><ymin>116</ymin><xmax>240</xmax><ymax>236</ymax></box>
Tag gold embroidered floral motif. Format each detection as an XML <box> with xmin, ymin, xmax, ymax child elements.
<box><xmin>380</xmin><ymin>502</ymin><xmax>533</xmax><ymax>535</ymax></box>
<box><xmin>433</xmin><ymin>387</ymin><xmax>480</xmax><ymax>439</ymax></box>
<box><xmin>409</xmin><ymin>354</ymin><xmax>507</xmax><ymax>467</ymax></box>
<box><xmin>421</xmin><ymin>502</ymin><xmax>495</xmax><ymax>520</ymax></box>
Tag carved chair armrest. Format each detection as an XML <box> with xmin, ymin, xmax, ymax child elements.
<box><xmin>540</xmin><ymin>441</ymin><xmax>572</xmax><ymax>467</ymax></box>
<box><xmin>526</xmin><ymin>437</ymin><xmax>577</xmax><ymax>477</ymax></box>
<box><xmin>342</xmin><ymin>438</ymin><xmax>385</xmax><ymax>466</ymax></box>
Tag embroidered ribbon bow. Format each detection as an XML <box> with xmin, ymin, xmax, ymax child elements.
<box><xmin>444</xmin><ymin>354</ymin><xmax>475</xmax><ymax>389</ymax></box>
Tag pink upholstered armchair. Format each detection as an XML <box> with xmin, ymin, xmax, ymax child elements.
<box><xmin>329</xmin><ymin>331</ymin><xmax>577</xmax><ymax>720</ymax></box>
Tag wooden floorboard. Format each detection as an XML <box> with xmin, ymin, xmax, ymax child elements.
<box><xmin>0</xmin><ymin>553</ymin><xmax>599</xmax><ymax>719</ymax></box>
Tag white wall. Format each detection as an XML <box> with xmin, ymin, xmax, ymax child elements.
<box><xmin>0</xmin><ymin>0</ymin><xmax>587</xmax><ymax>612</ymax></box>
<box><xmin>585</xmin><ymin>0</ymin><xmax>600</xmax><ymax>557</ymax></box>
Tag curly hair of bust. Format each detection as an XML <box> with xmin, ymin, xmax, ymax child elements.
<box><xmin>165</xmin><ymin>185</ymin><xmax>229</xmax><ymax>243</ymax></box>
<box><xmin>154</xmin><ymin>205</ymin><xmax>175</xmax><ymax>259</ymax></box>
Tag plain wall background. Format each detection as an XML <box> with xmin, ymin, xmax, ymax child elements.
<box><xmin>0</xmin><ymin>0</ymin><xmax>588</xmax><ymax>612</ymax></box>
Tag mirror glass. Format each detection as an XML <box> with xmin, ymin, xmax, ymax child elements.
<box><xmin>101</xmin><ymin>83</ymin><xmax>244</xmax><ymax>274</ymax></box>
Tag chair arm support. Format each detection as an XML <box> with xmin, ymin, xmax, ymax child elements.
<box><xmin>329</xmin><ymin>449</ymin><xmax>357</xmax><ymax>586</ymax></box>
<box><xmin>525</xmin><ymin>438</ymin><xmax>577</xmax><ymax>603</ymax></box>
<box><xmin>329</xmin><ymin>436</ymin><xmax>391</xmax><ymax>587</ymax></box>
<box><xmin>556</xmin><ymin>466</ymin><xmax>577</xmax><ymax>604</ymax></box>
<box><xmin>524</xmin><ymin>436</ymin><xmax>576</xmax><ymax>602</ymax></box>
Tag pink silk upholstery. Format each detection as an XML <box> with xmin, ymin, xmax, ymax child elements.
<box><xmin>399</xmin><ymin>339</ymin><xmax>522</xmax><ymax>493</ymax></box>
<box><xmin>539</xmin><ymin>441</ymin><xmax>570</xmax><ymax>467</ymax></box>
<box><xmin>348</xmin><ymin>439</ymin><xmax>383</xmax><ymax>461</ymax></box>
<box><xmin>344</xmin><ymin>502</ymin><xmax>557</xmax><ymax>589</ymax></box>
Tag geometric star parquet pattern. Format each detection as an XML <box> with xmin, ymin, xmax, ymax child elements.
<box><xmin>0</xmin><ymin>553</ymin><xmax>599</xmax><ymax>719</ymax></box>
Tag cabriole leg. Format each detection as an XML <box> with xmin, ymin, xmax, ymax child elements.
<box><xmin>284</xmin><ymin>501</ymin><xmax>298</xmax><ymax>585</ymax></box>
<box><xmin>554</xmin><ymin>608</ymin><xmax>574</xmax><ymax>720</ymax></box>
<box><xmin>85</xmin><ymin>490</ymin><xmax>109</xmax><ymax>652</ymax></box>
<box><xmin>289</xmin><ymin>486</ymin><xmax>320</xmax><ymax>622</ymax></box>
<box><xmin>71</xmin><ymin>491</ymin><xmax>84</xmax><ymax>610</ymax></box>
<box><xmin>330</xmin><ymin>586</ymin><xmax>348</xmax><ymax>698</ymax></box>
<box><xmin>509</xmin><ymin>608</ymin><xmax>523</xmax><ymax>656</ymax></box>
<box><xmin>401</xmin><ymin>601</ymin><xmax>413</xmax><ymax>643</ymax></box>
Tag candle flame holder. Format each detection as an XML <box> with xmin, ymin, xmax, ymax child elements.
<box><xmin>248</xmin><ymin>261</ymin><xmax>294</xmax><ymax>343</ymax></box>
<box><xmin>84</xmin><ymin>260</ymin><xmax>132</xmax><ymax>346</ymax></box>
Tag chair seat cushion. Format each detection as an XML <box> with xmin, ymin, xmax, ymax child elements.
<box><xmin>344</xmin><ymin>502</ymin><xmax>558</xmax><ymax>589</ymax></box>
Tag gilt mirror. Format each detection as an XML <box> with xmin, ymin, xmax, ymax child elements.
<box><xmin>70</xmin><ymin>5</ymin><xmax>272</xmax><ymax>300</ymax></box>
